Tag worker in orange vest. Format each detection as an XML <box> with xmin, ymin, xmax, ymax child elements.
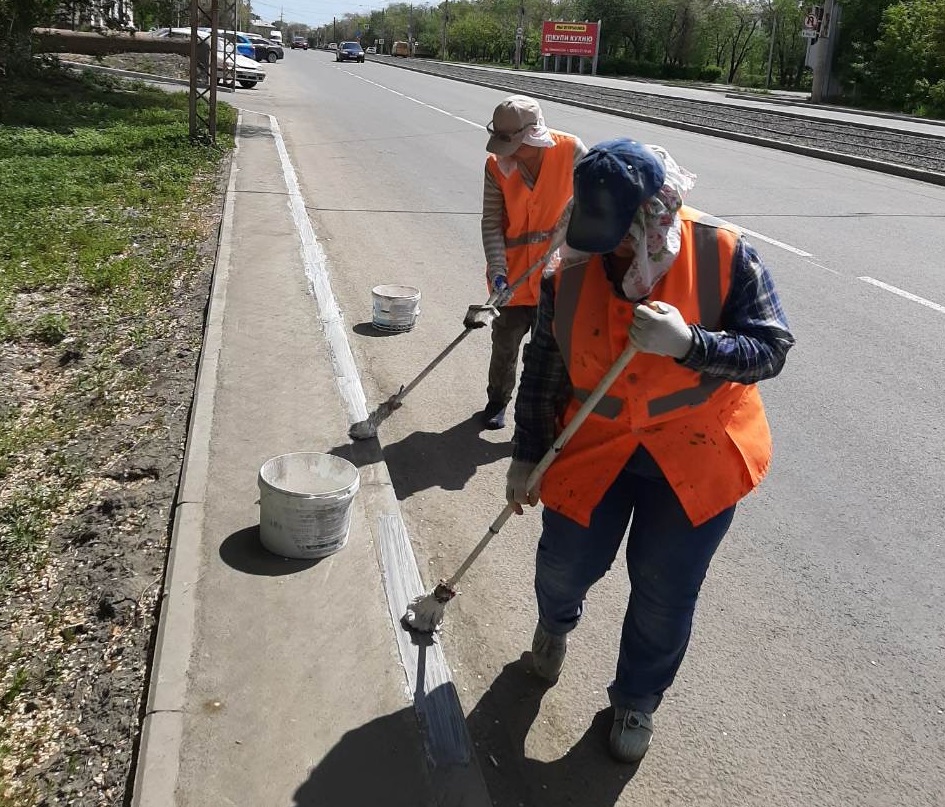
<box><xmin>480</xmin><ymin>95</ymin><xmax>587</xmax><ymax>429</ymax></box>
<box><xmin>506</xmin><ymin>138</ymin><xmax>795</xmax><ymax>765</ymax></box>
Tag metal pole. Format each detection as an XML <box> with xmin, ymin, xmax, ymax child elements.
<box><xmin>591</xmin><ymin>19</ymin><xmax>601</xmax><ymax>75</ymax></box>
<box><xmin>514</xmin><ymin>4</ymin><xmax>524</xmax><ymax>68</ymax></box>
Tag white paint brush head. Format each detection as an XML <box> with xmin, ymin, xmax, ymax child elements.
<box><xmin>402</xmin><ymin>593</ymin><xmax>447</xmax><ymax>634</ymax></box>
<box><xmin>401</xmin><ymin>581</ymin><xmax>456</xmax><ymax>633</ymax></box>
<box><xmin>348</xmin><ymin>418</ymin><xmax>377</xmax><ymax>440</ymax></box>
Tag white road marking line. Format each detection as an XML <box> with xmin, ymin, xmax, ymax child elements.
<box><xmin>727</xmin><ymin>223</ymin><xmax>814</xmax><ymax>257</ymax></box>
<box><xmin>804</xmin><ymin>259</ymin><xmax>841</xmax><ymax>276</ymax></box>
<box><xmin>346</xmin><ymin>71</ymin><xmax>486</xmax><ymax>129</ymax></box>
<box><xmin>858</xmin><ymin>277</ymin><xmax>945</xmax><ymax>314</ymax></box>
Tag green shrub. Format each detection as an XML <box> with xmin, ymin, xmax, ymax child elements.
<box><xmin>30</xmin><ymin>312</ymin><xmax>69</xmax><ymax>345</ymax></box>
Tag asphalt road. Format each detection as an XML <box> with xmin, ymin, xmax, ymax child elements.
<box><xmin>239</xmin><ymin>52</ymin><xmax>945</xmax><ymax>807</ymax></box>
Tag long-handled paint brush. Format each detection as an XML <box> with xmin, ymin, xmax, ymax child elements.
<box><xmin>402</xmin><ymin>341</ymin><xmax>641</xmax><ymax>633</ymax></box>
<box><xmin>349</xmin><ymin>208</ymin><xmax>572</xmax><ymax>441</ymax></box>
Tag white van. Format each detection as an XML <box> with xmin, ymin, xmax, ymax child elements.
<box><xmin>268</xmin><ymin>30</ymin><xmax>283</xmax><ymax>44</ymax></box>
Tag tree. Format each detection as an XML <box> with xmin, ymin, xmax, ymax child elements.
<box><xmin>870</xmin><ymin>0</ymin><xmax>945</xmax><ymax>113</ymax></box>
<box><xmin>705</xmin><ymin>0</ymin><xmax>760</xmax><ymax>83</ymax></box>
<box><xmin>449</xmin><ymin>8</ymin><xmax>503</xmax><ymax>60</ymax></box>
<box><xmin>1</xmin><ymin>0</ymin><xmax>59</xmax><ymax>71</ymax></box>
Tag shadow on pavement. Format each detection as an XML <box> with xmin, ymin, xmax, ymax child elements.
<box><xmin>468</xmin><ymin>658</ymin><xmax>638</xmax><ymax>807</ymax></box>
<box><xmin>218</xmin><ymin>525</ymin><xmax>324</xmax><ymax>576</ymax></box>
<box><xmin>352</xmin><ymin>321</ymin><xmax>400</xmax><ymax>337</ymax></box>
<box><xmin>329</xmin><ymin>413</ymin><xmax>512</xmax><ymax>500</ymax></box>
<box><xmin>291</xmin><ymin>704</ymin><xmax>434</xmax><ymax>807</ymax></box>
<box><xmin>386</xmin><ymin>413</ymin><xmax>513</xmax><ymax>500</ymax></box>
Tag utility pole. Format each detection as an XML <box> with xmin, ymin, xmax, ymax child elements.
<box><xmin>513</xmin><ymin>4</ymin><xmax>524</xmax><ymax>68</ymax></box>
<box><xmin>408</xmin><ymin>3</ymin><xmax>414</xmax><ymax>55</ymax></box>
<box><xmin>810</xmin><ymin>0</ymin><xmax>841</xmax><ymax>103</ymax></box>
<box><xmin>440</xmin><ymin>0</ymin><xmax>448</xmax><ymax>59</ymax></box>
<box><xmin>765</xmin><ymin>11</ymin><xmax>777</xmax><ymax>88</ymax></box>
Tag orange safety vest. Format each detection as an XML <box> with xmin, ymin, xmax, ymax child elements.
<box><xmin>541</xmin><ymin>207</ymin><xmax>773</xmax><ymax>527</ymax></box>
<box><xmin>485</xmin><ymin>130</ymin><xmax>577</xmax><ymax>307</ymax></box>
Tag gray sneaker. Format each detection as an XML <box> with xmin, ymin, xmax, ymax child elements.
<box><xmin>609</xmin><ymin>707</ymin><xmax>653</xmax><ymax>764</ymax></box>
<box><xmin>530</xmin><ymin>623</ymin><xmax>567</xmax><ymax>682</ymax></box>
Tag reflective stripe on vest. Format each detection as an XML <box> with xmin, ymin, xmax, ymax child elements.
<box><xmin>557</xmin><ymin>214</ymin><xmax>731</xmax><ymax>421</ymax></box>
<box><xmin>505</xmin><ymin>228</ymin><xmax>560</xmax><ymax>248</ymax></box>
<box><xmin>647</xmin><ymin>219</ymin><xmax>725</xmax><ymax>417</ymax></box>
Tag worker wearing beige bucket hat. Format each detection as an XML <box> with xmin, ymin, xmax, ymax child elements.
<box><xmin>480</xmin><ymin>95</ymin><xmax>587</xmax><ymax>429</ymax></box>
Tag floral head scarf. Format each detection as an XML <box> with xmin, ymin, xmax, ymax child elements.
<box><xmin>616</xmin><ymin>145</ymin><xmax>696</xmax><ymax>300</ymax></box>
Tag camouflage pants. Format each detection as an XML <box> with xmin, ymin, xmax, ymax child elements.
<box><xmin>486</xmin><ymin>304</ymin><xmax>536</xmax><ymax>407</ymax></box>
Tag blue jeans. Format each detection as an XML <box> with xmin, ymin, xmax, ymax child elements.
<box><xmin>535</xmin><ymin>447</ymin><xmax>735</xmax><ymax>714</ymax></box>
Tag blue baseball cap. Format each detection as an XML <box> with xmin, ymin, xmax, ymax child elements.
<box><xmin>566</xmin><ymin>139</ymin><xmax>666</xmax><ymax>254</ymax></box>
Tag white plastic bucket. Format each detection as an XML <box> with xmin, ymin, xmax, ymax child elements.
<box><xmin>372</xmin><ymin>284</ymin><xmax>421</xmax><ymax>332</ymax></box>
<box><xmin>257</xmin><ymin>452</ymin><xmax>360</xmax><ymax>559</ymax></box>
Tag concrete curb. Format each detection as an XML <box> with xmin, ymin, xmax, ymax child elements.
<box><xmin>265</xmin><ymin>112</ymin><xmax>492</xmax><ymax>806</ymax></box>
<box><xmin>129</xmin><ymin>112</ymin><xmax>241</xmax><ymax>807</ymax></box>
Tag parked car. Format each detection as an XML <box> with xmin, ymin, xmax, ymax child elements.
<box><xmin>212</xmin><ymin>38</ymin><xmax>266</xmax><ymax>87</ymax></box>
<box><xmin>365</xmin><ymin>46</ymin><xmax>376</xmax><ymax>54</ymax></box>
<box><xmin>242</xmin><ymin>32</ymin><xmax>284</xmax><ymax>63</ymax></box>
<box><xmin>291</xmin><ymin>36</ymin><xmax>308</xmax><ymax>50</ymax></box>
<box><xmin>196</xmin><ymin>28</ymin><xmax>256</xmax><ymax>59</ymax></box>
<box><xmin>336</xmin><ymin>41</ymin><xmax>364</xmax><ymax>62</ymax></box>
<box><xmin>152</xmin><ymin>27</ymin><xmax>265</xmax><ymax>86</ymax></box>
<box><xmin>327</xmin><ymin>42</ymin><xmax>337</xmax><ymax>50</ymax></box>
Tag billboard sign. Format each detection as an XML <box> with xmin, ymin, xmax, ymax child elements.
<box><xmin>540</xmin><ymin>21</ymin><xmax>599</xmax><ymax>57</ymax></box>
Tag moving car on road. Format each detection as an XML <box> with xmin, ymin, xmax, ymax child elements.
<box><xmin>336</xmin><ymin>41</ymin><xmax>364</xmax><ymax>62</ymax></box>
<box><xmin>291</xmin><ymin>36</ymin><xmax>308</xmax><ymax>50</ymax></box>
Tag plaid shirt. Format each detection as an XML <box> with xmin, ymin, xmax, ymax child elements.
<box><xmin>512</xmin><ymin>237</ymin><xmax>796</xmax><ymax>463</ymax></box>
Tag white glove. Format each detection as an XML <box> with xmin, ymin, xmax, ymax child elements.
<box><xmin>506</xmin><ymin>459</ymin><xmax>539</xmax><ymax>514</ymax></box>
<box><xmin>629</xmin><ymin>301</ymin><xmax>694</xmax><ymax>359</ymax></box>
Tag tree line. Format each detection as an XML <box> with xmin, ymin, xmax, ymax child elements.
<box><xmin>3</xmin><ymin>0</ymin><xmax>943</xmax><ymax>117</ymax></box>
<box><xmin>309</xmin><ymin>0</ymin><xmax>945</xmax><ymax>117</ymax></box>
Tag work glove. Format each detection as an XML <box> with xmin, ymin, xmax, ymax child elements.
<box><xmin>629</xmin><ymin>301</ymin><xmax>694</xmax><ymax>359</ymax></box>
<box><xmin>488</xmin><ymin>274</ymin><xmax>514</xmax><ymax>308</ymax></box>
<box><xmin>506</xmin><ymin>459</ymin><xmax>540</xmax><ymax>515</ymax></box>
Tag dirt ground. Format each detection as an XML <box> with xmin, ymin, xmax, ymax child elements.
<box><xmin>57</xmin><ymin>52</ymin><xmax>190</xmax><ymax>82</ymax></box>
<box><xmin>0</xmin><ymin>129</ymin><xmax>226</xmax><ymax>804</ymax></box>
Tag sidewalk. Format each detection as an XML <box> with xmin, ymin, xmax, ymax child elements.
<box><xmin>131</xmin><ymin>110</ymin><xmax>491</xmax><ymax>806</ymax></box>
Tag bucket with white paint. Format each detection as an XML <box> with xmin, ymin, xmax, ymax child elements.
<box><xmin>258</xmin><ymin>452</ymin><xmax>360</xmax><ymax>559</ymax></box>
<box><xmin>371</xmin><ymin>284</ymin><xmax>421</xmax><ymax>332</ymax></box>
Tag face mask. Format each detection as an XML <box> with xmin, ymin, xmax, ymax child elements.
<box><xmin>616</xmin><ymin>146</ymin><xmax>696</xmax><ymax>299</ymax></box>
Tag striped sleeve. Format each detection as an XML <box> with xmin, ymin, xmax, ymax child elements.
<box><xmin>481</xmin><ymin>163</ymin><xmax>508</xmax><ymax>284</ymax></box>
<box><xmin>572</xmin><ymin>136</ymin><xmax>588</xmax><ymax>167</ymax></box>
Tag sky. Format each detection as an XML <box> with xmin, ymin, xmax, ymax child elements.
<box><xmin>251</xmin><ymin>0</ymin><xmax>392</xmax><ymax>28</ymax></box>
